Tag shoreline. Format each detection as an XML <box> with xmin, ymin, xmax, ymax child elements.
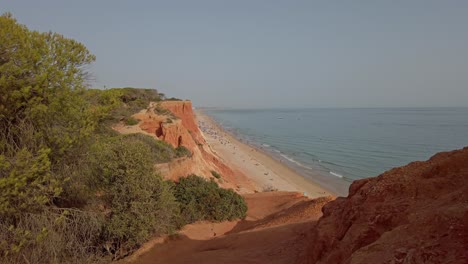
<box><xmin>195</xmin><ymin>109</ymin><xmax>340</xmax><ymax>198</ymax></box>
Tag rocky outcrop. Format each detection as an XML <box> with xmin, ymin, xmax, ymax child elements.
<box><xmin>306</xmin><ymin>147</ymin><xmax>468</xmax><ymax>264</ymax></box>
<box><xmin>160</xmin><ymin>101</ymin><xmax>205</xmax><ymax>145</ymax></box>
<box><xmin>133</xmin><ymin>101</ymin><xmax>254</xmax><ymax>192</ymax></box>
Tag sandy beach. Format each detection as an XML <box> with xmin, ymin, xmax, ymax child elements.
<box><xmin>195</xmin><ymin>110</ymin><xmax>334</xmax><ymax>198</ymax></box>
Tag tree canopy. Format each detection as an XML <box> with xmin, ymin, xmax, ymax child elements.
<box><xmin>0</xmin><ymin>13</ymin><xmax>247</xmax><ymax>263</ymax></box>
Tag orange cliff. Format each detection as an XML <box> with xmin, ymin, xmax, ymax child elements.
<box><xmin>305</xmin><ymin>147</ymin><xmax>468</xmax><ymax>264</ymax></box>
<box><xmin>159</xmin><ymin>101</ymin><xmax>205</xmax><ymax>145</ymax></box>
<box><xmin>130</xmin><ymin>101</ymin><xmax>255</xmax><ymax>192</ymax></box>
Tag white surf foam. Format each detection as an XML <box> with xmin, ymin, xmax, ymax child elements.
<box><xmin>329</xmin><ymin>171</ymin><xmax>344</xmax><ymax>178</ymax></box>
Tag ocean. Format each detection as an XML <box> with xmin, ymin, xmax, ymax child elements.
<box><xmin>205</xmin><ymin>108</ymin><xmax>468</xmax><ymax>195</ymax></box>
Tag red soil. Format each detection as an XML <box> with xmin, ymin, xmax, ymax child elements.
<box><xmin>132</xmin><ymin>192</ymin><xmax>331</xmax><ymax>264</ymax></box>
<box><xmin>306</xmin><ymin>147</ymin><xmax>468</xmax><ymax>264</ymax></box>
<box><xmin>131</xmin><ymin>148</ymin><xmax>468</xmax><ymax>264</ymax></box>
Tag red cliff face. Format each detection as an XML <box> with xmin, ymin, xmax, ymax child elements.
<box><xmin>134</xmin><ymin>101</ymin><xmax>253</xmax><ymax>192</ymax></box>
<box><xmin>160</xmin><ymin>101</ymin><xmax>205</xmax><ymax>145</ymax></box>
<box><xmin>306</xmin><ymin>147</ymin><xmax>468</xmax><ymax>264</ymax></box>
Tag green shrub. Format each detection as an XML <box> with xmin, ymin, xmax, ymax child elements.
<box><xmin>154</xmin><ymin>105</ymin><xmax>171</xmax><ymax>115</ymax></box>
<box><xmin>0</xmin><ymin>209</ymin><xmax>105</xmax><ymax>264</ymax></box>
<box><xmin>84</xmin><ymin>87</ymin><xmax>161</xmax><ymax>127</ymax></box>
<box><xmin>173</xmin><ymin>175</ymin><xmax>247</xmax><ymax>224</ymax></box>
<box><xmin>165</xmin><ymin>97</ymin><xmax>182</xmax><ymax>101</ymax></box>
<box><xmin>122</xmin><ymin>133</ymin><xmax>177</xmax><ymax>163</ymax></box>
<box><xmin>0</xmin><ymin>13</ymin><xmax>249</xmax><ymax>263</ymax></box>
<box><xmin>211</xmin><ymin>171</ymin><xmax>222</xmax><ymax>179</ymax></box>
<box><xmin>0</xmin><ymin>148</ymin><xmax>61</xmax><ymax>217</ymax></box>
<box><xmin>175</xmin><ymin>146</ymin><xmax>192</xmax><ymax>158</ymax></box>
<box><xmin>124</xmin><ymin>117</ymin><xmax>139</xmax><ymax>126</ymax></box>
<box><xmin>119</xmin><ymin>87</ymin><xmax>161</xmax><ymax>106</ymax></box>
<box><xmin>89</xmin><ymin>136</ymin><xmax>179</xmax><ymax>259</ymax></box>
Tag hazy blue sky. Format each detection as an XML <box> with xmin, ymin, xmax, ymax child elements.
<box><xmin>2</xmin><ymin>1</ymin><xmax>468</xmax><ymax>108</ymax></box>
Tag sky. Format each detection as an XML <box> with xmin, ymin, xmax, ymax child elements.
<box><xmin>2</xmin><ymin>1</ymin><xmax>468</xmax><ymax>108</ymax></box>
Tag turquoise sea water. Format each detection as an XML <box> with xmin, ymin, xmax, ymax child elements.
<box><xmin>205</xmin><ymin>108</ymin><xmax>468</xmax><ymax>195</ymax></box>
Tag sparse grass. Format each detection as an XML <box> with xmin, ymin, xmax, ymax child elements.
<box><xmin>125</xmin><ymin>117</ymin><xmax>139</xmax><ymax>126</ymax></box>
<box><xmin>154</xmin><ymin>105</ymin><xmax>178</xmax><ymax>119</ymax></box>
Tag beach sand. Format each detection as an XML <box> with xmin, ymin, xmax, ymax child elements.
<box><xmin>195</xmin><ymin>110</ymin><xmax>334</xmax><ymax>198</ymax></box>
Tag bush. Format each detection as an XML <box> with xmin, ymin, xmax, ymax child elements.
<box><xmin>0</xmin><ymin>13</ymin><xmax>249</xmax><ymax>263</ymax></box>
<box><xmin>122</xmin><ymin>133</ymin><xmax>177</xmax><ymax>163</ymax></box>
<box><xmin>175</xmin><ymin>146</ymin><xmax>192</xmax><ymax>158</ymax></box>
<box><xmin>84</xmin><ymin>87</ymin><xmax>161</xmax><ymax>127</ymax></box>
<box><xmin>124</xmin><ymin>117</ymin><xmax>139</xmax><ymax>126</ymax></box>
<box><xmin>211</xmin><ymin>171</ymin><xmax>222</xmax><ymax>179</ymax></box>
<box><xmin>154</xmin><ymin>105</ymin><xmax>171</xmax><ymax>115</ymax></box>
<box><xmin>89</xmin><ymin>136</ymin><xmax>179</xmax><ymax>259</ymax></box>
<box><xmin>173</xmin><ymin>175</ymin><xmax>247</xmax><ymax>224</ymax></box>
<box><xmin>119</xmin><ymin>88</ymin><xmax>161</xmax><ymax>106</ymax></box>
<box><xmin>0</xmin><ymin>209</ymin><xmax>105</xmax><ymax>264</ymax></box>
<box><xmin>165</xmin><ymin>97</ymin><xmax>182</xmax><ymax>101</ymax></box>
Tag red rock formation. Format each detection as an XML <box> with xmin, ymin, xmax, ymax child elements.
<box><xmin>133</xmin><ymin>101</ymin><xmax>254</xmax><ymax>192</ymax></box>
<box><xmin>160</xmin><ymin>101</ymin><xmax>205</xmax><ymax>145</ymax></box>
<box><xmin>306</xmin><ymin>147</ymin><xmax>468</xmax><ymax>264</ymax></box>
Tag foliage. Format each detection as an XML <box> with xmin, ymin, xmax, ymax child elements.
<box><xmin>119</xmin><ymin>87</ymin><xmax>161</xmax><ymax>104</ymax></box>
<box><xmin>88</xmin><ymin>136</ymin><xmax>179</xmax><ymax>258</ymax></box>
<box><xmin>0</xmin><ymin>13</ymin><xmax>97</xmax><ymax>158</ymax></box>
<box><xmin>211</xmin><ymin>170</ymin><xmax>222</xmax><ymax>179</ymax></box>
<box><xmin>84</xmin><ymin>87</ymin><xmax>161</xmax><ymax>125</ymax></box>
<box><xmin>124</xmin><ymin>117</ymin><xmax>139</xmax><ymax>126</ymax></box>
<box><xmin>175</xmin><ymin>146</ymin><xmax>192</xmax><ymax>158</ymax></box>
<box><xmin>122</xmin><ymin>133</ymin><xmax>178</xmax><ymax>163</ymax></box>
<box><xmin>165</xmin><ymin>97</ymin><xmax>182</xmax><ymax>101</ymax></box>
<box><xmin>173</xmin><ymin>175</ymin><xmax>247</xmax><ymax>224</ymax></box>
<box><xmin>0</xmin><ymin>148</ymin><xmax>62</xmax><ymax>217</ymax></box>
<box><xmin>0</xmin><ymin>13</ymin><xmax>248</xmax><ymax>263</ymax></box>
<box><xmin>154</xmin><ymin>105</ymin><xmax>171</xmax><ymax>115</ymax></box>
<box><xmin>0</xmin><ymin>13</ymin><xmax>100</xmax><ymax>263</ymax></box>
<box><xmin>0</xmin><ymin>209</ymin><xmax>105</xmax><ymax>263</ymax></box>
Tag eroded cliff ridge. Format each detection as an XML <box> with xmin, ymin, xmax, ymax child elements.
<box><xmin>306</xmin><ymin>147</ymin><xmax>468</xmax><ymax>264</ymax></box>
<box><xmin>126</xmin><ymin>100</ymin><xmax>254</xmax><ymax>192</ymax></box>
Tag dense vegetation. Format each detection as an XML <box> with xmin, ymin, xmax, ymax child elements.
<box><xmin>0</xmin><ymin>14</ymin><xmax>246</xmax><ymax>263</ymax></box>
<box><xmin>174</xmin><ymin>175</ymin><xmax>247</xmax><ymax>224</ymax></box>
